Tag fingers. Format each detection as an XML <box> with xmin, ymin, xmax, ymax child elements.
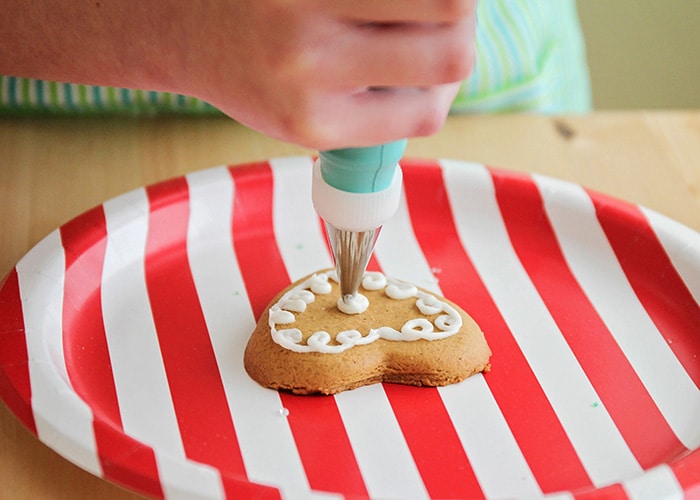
<box><xmin>192</xmin><ymin>0</ymin><xmax>477</xmax><ymax>150</ymax></box>
<box><xmin>322</xmin><ymin>16</ymin><xmax>477</xmax><ymax>89</ymax></box>
<box><xmin>291</xmin><ymin>1</ymin><xmax>477</xmax><ymax>90</ymax></box>
<box><xmin>319</xmin><ymin>0</ymin><xmax>477</xmax><ymax>24</ymax></box>
<box><xmin>278</xmin><ymin>83</ymin><xmax>463</xmax><ymax>150</ymax></box>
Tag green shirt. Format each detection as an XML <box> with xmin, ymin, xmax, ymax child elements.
<box><xmin>0</xmin><ymin>0</ymin><xmax>590</xmax><ymax>115</ymax></box>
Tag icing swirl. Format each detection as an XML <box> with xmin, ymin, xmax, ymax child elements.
<box><xmin>269</xmin><ymin>271</ymin><xmax>463</xmax><ymax>354</ymax></box>
<box><xmin>336</xmin><ymin>293</ymin><xmax>369</xmax><ymax>315</ymax></box>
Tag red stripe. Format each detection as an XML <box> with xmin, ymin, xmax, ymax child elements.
<box><xmin>670</xmin><ymin>448</ymin><xmax>700</xmax><ymax>495</ymax></box>
<box><xmin>367</xmin><ymin>254</ymin><xmax>382</xmax><ymax>273</ymax></box>
<box><xmin>61</xmin><ymin>205</ymin><xmax>122</xmax><ymax>428</ymax></box>
<box><xmin>371</xmin><ymin>256</ymin><xmax>482</xmax><ymax>498</ymax></box>
<box><xmin>492</xmin><ymin>169</ymin><xmax>686</xmax><ymax>468</ymax></box>
<box><xmin>60</xmin><ymin>205</ymin><xmax>163</xmax><ymax>497</ymax></box>
<box><xmin>282</xmin><ymin>395</ymin><xmax>369</xmax><ymax>497</ymax></box>
<box><xmin>92</xmin><ymin>419</ymin><xmax>164</xmax><ymax>497</ymax></box>
<box><xmin>313</xmin><ymin>169</ymin><xmax>461</xmax><ymax>497</ymax></box>
<box><xmin>144</xmin><ymin>177</ymin><xmax>250</xmax><ymax>498</ymax></box>
<box><xmin>573</xmin><ymin>482</ymin><xmax>628</xmax><ymax>500</ymax></box>
<box><xmin>230</xmin><ymin>163</ymin><xmax>291</xmax><ymax>320</ymax></box>
<box><xmin>402</xmin><ymin>161</ymin><xmax>592</xmax><ymax>493</ymax></box>
<box><xmin>383</xmin><ymin>383</ymin><xmax>484</xmax><ymax>499</ymax></box>
<box><xmin>591</xmin><ymin>191</ymin><xmax>700</xmax><ymax>388</ymax></box>
<box><xmin>229</xmin><ymin>163</ymin><xmax>369</xmax><ymax>498</ymax></box>
<box><xmin>218</xmin><ymin>476</ymin><xmax>281</xmax><ymax>500</ymax></box>
<box><xmin>0</xmin><ymin>269</ymin><xmax>36</xmax><ymax>433</ymax></box>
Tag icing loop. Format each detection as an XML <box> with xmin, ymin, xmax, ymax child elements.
<box><xmin>308</xmin><ymin>274</ymin><xmax>332</xmax><ymax>294</ymax></box>
<box><xmin>435</xmin><ymin>312</ymin><xmax>459</xmax><ymax>331</ymax></box>
<box><xmin>337</xmin><ymin>329</ymin><xmax>379</xmax><ymax>345</ymax></box>
<box><xmin>385</xmin><ymin>281</ymin><xmax>418</xmax><ymax>300</ymax></box>
<box><xmin>402</xmin><ymin>318</ymin><xmax>435</xmax><ymax>337</ymax></box>
<box><xmin>268</xmin><ymin>270</ymin><xmax>463</xmax><ymax>354</ymax></box>
<box><xmin>371</xmin><ymin>326</ymin><xmax>403</xmax><ymax>341</ymax></box>
<box><xmin>362</xmin><ymin>272</ymin><xmax>387</xmax><ymax>291</ymax></box>
<box><xmin>277</xmin><ymin>289</ymin><xmax>315</xmax><ymax>313</ymax></box>
<box><xmin>289</xmin><ymin>289</ymin><xmax>316</xmax><ymax>303</ymax></box>
<box><xmin>416</xmin><ymin>293</ymin><xmax>443</xmax><ymax>315</ymax></box>
<box><xmin>337</xmin><ymin>293</ymin><xmax>369</xmax><ymax>315</ymax></box>
<box><xmin>306</xmin><ymin>331</ymin><xmax>333</xmax><ymax>350</ymax></box>
<box><xmin>269</xmin><ymin>306</ymin><xmax>295</xmax><ymax>325</ymax></box>
<box><xmin>274</xmin><ymin>328</ymin><xmax>381</xmax><ymax>354</ymax></box>
<box><xmin>279</xmin><ymin>297</ymin><xmax>308</xmax><ymax>313</ymax></box>
<box><xmin>273</xmin><ymin>328</ymin><xmax>303</xmax><ymax>345</ymax></box>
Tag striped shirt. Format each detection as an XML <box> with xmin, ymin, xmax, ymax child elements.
<box><xmin>0</xmin><ymin>0</ymin><xmax>590</xmax><ymax>115</ymax></box>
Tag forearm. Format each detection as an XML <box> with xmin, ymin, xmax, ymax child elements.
<box><xmin>0</xmin><ymin>0</ymin><xmax>185</xmax><ymax>92</ymax></box>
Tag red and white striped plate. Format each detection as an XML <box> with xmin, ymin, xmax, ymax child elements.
<box><xmin>1</xmin><ymin>158</ymin><xmax>700</xmax><ymax>499</ymax></box>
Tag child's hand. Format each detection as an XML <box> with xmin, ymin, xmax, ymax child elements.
<box><xmin>0</xmin><ymin>0</ymin><xmax>477</xmax><ymax>150</ymax></box>
<box><xmin>179</xmin><ymin>0</ymin><xmax>478</xmax><ymax>149</ymax></box>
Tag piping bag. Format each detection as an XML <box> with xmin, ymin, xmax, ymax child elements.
<box><xmin>312</xmin><ymin>139</ymin><xmax>407</xmax><ymax>309</ymax></box>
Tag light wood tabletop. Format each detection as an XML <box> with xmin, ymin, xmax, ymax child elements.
<box><xmin>1</xmin><ymin>111</ymin><xmax>699</xmax><ymax>499</ymax></box>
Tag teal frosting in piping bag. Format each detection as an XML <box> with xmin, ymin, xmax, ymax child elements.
<box><xmin>319</xmin><ymin>139</ymin><xmax>407</xmax><ymax>194</ymax></box>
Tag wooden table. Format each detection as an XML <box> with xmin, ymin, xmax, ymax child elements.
<box><xmin>1</xmin><ymin>112</ymin><xmax>699</xmax><ymax>499</ymax></box>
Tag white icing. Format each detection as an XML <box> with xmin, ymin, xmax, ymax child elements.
<box><xmin>336</xmin><ymin>329</ymin><xmax>379</xmax><ymax>345</ymax></box>
<box><xmin>337</xmin><ymin>293</ymin><xmax>369</xmax><ymax>314</ymax></box>
<box><xmin>362</xmin><ymin>272</ymin><xmax>387</xmax><ymax>290</ymax></box>
<box><xmin>402</xmin><ymin>318</ymin><xmax>434</xmax><ymax>337</ymax></box>
<box><xmin>387</xmin><ymin>282</ymin><xmax>418</xmax><ymax>300</ymax></box>
<box><xmin>269</xmin><ymin>306</ymin><xmax>295</xmax><ymax>325</ymax></box>
<box><xmin>308</xmin><ymin>274</ymin><xmax>332</xmax><ymax>294</ymax></box>
<box><xmin>268</xmin><ymin>270</ymin><xmax>462</xmax><ymax>354</ymax></box>
<box><xmin>416</xmin><ymin>293</ymin><xmax>443</xmax><ymax>315</ymax></box>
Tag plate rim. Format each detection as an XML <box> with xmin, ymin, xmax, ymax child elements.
<box><xmin>1</xmin><ymin>157</ymin><xmax>699</xmax><ymax>499</ymax></box>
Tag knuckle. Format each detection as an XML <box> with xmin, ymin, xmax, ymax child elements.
<box><xmin>435</xmin><ymin>0</ymin><xmax>477</xmax><ymax>20</ymax></box>
<box><xmin>412</xmin><ymin>108</ymin><xmax>449</xmax><ymax>138</ymax></box>
<box><xmin>278</xmin><ymin>105</ymin><xmax>335</xmax><ymax>149</ymax></box>
<box><xmin>273</xmin><ymin>46</ymin><xmax>318</xmax><ymax>80</ymax></box>
<box><xmin>436</xmin><ymin>42</ymin><xmax>476</xmax><ymax>83</ymax></box>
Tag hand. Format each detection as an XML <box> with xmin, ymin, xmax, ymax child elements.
<box><xmin>0</xmin><ymin>0</ymin><xmax>477</xmax><ymax>150</ymax></box>
<box><xmin>179</xmin><ymin>0</ymin><xmax>478</xmax><ymax>149</ymax></box>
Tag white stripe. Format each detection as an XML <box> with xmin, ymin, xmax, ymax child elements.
<box><xmin>156</xmin><ymin>452</ymin><xmax>225</xmax><ymax>500</ymax></box>
<box><xmin>543</xmin><ymin>493</ymin><xmax>575</xmax><ymax>500</ymax></box>
<box><xmin>441</xmin><ymin>160</ymin><xmax>643</xmax><ymax>486</ymax></box>
<box><xmin>536</xmin><ymin>174</ymin><xmax>700</xmax><ymax>449</ymax></box>
<box><xmin>439</xmin><ymin>380</ymin><xmax>544</xmax><ymax>499</ymax></box>
<box><xmin>82</xmin><ymin>84</ymin><xmax>94</xmax><ymax>107</ymax></box>
<box><xmin>55</xmin><ymin>82</ymin><xmax>66</xmax><ymax>107</ymax></box>
<box><xmin>16</xmin><ymin>230</ymin><xmax>102</xmax><ymax>475</ymax></box>
<box><xmin>186</xmin><ymin>166</ymin><xmax>313</xmax><ymax>499</ymax></box>
<box><xmin>642</xmin><ymin>207</ymin><xmax>700</xmax><ymax>305</ymax></box>
<box><xmin>334</xmin><ymin>385</ymin><xmax>429</xmax><ymax>500</ymax></box>
<box><xmin>623</xmin><ymin>464</ymin><xmax>683</xmax><ymax>500</ymax></box>
<box><xmin>268</xmin><ymin>158</ymin><xmax>426</xmax><ymax>498</ymax></box>
<box><xmin>375</xmin><ymin>182</ymin><xmax>442</xmax><ymax>293</ymax></box>
<box><xmin>102</xmin><ymin>189</ymin><xmax>186</xmax><ymax>456</ymax></box>
<box><xmin>95</xmin><ymin>86</ymin><xmax>107</xmax><ymax>109</ymax></box>
<box><xmin>377</xmin><ymin>182</ymin><xmax>542</xmax><ymax>498</ymax></box>
<box><xmin>25</xmin><ymin>78</ymin><xmax>37</xmax><ymax>106</ymax></box>
<box><xmin>270</xmin><ymin>156</ymin><xmax>334</xmax><ymax>280</ymax></box>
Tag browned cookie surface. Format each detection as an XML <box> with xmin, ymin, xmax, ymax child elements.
<box><xmin>244</xmin><ymin>270</ymin><xmax>491</xmax><ymax>395</ymax></box>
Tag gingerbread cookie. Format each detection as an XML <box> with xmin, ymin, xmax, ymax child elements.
<box><xmin>244</xmin><ymin>270</ymin><xmax>491</xmax><ymax>395</ymax></box>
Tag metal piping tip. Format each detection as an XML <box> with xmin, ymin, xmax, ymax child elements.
<box><xmin>325</xmin><ymin>222</ymin><xmax>381</xmax><ymax>301</ymax></box>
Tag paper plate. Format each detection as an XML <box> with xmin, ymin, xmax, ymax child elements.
<box><xmin>1</xmin><ymin>157</ymin><xmax>700</xmax><ymax>499</ymax></box>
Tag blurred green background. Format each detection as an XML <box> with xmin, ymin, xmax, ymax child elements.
<box><xmin>578</xmin><ymin>0</ymin><xmax>700</xmax><ymax>109</ymax></box>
